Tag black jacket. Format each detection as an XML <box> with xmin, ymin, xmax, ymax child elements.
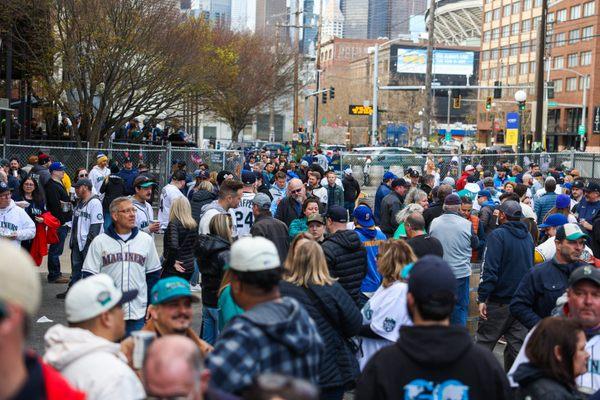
<box><xmin>406</xmin><ymin>234</ymin><xmax>444</xmax><ymax>259</ymax></box>
<box><xmin>513</xmin><ymin>362</ymin><xmax>585</xmax><ymax>400</ymax></box>
<box><xmin>257</xmin><ymin>184</ymin><xmax>272</xmax><ymax>199</ymax></box>
<box><xmin>342</xmin><ymin>175</ymin><xmax>361</xmax><ymax>203</ymax></box>
<box><xmin>356</xmin><ymin>325</ymin><xmax>511</xmax><ymax>400</ymax></box>
<box><xmin>279</xmin><ymin>281</ymin><xmax>361</xmax><ymax>389</ymax></box>
<box><xmin>379</xmin><ymin>191</ymin><xmax>404</xmax><ymax>235</ymax></box>
<box><xmin>100</xmin><ymin>175</ymin><xmax>126</xmax><ymax>212</ymax></box>
<box><xmin>250</xmin><ymin>213</ymin><xmax>289</xmax><ymax>262</ymax></box>
<box><xmin>321</xmin><ymin>230</ymin><xmax>367</xmax><ymax>305</ymax></box>
<box><xmin>275</xmin><ymin>196</ymin><xmax>302</xmax><ymax>227</ymax></box>
<box><xmin>44</xmin><ymin>178</ymin><xmax>72</xmax><ymax>224</ymax></box>
<box><xmin>423</xmin><ymin>202</ymin><xmax>443</xmax><ymax>231</ymax></box>
<box><xmin>195</xmin><ymin>234</ymin><xmax>230</xmax><ymax>307</ymax></box>
<box><xmin>162</xmin><ymin>219</ymin><xmax>197</xmax><ymax>275</ymax></box>
<box><xmin>191</xmin><ymin>190</ymin><xmax>218</xmax><ymax>223</ymax></box>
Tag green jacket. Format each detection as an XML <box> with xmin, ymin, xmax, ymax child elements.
<box><xmin>289</xmin><ymin>217</ymin><xmax>308</xmax><ymax>239</ymax></box>
<box><xmin>218</xmin><ymin>285</ymin><xmax>244</xmax><ymax>331</ymax></box>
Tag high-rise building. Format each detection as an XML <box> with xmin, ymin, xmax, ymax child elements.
<box><xmin>302</xmin><ymin>0</ymin><xmax>318</xmax><ymax>54</ymax></box>
<box><xmin>342</xmin><ymin>0</ymin><xmax>369</xmax><ymax>38</ymax></box>
<box><xmin>322</xmin><ymin>0</ymin><xmax>345</xmax><ymax>42</ymax></box>
<box><xmin>231</xmin><ymin>0</ymin><xmax>256</xmax><ymax>32</ymax></box>
<box><xmin>196</xmin><ymin>0</ymin><xmax>231</xmax><ymax>26</ymax></box>
<box><xmin>256</xmin><ymin>0</ymin><xmax>287</xmax><ymax>35</ymax></box>
<box><xmin>343</xmin><ymin>0</ymin><xmax>426</xmax><ymax>39</ymax></box>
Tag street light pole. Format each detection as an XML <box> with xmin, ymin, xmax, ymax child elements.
<box><xmin>371</xmin><ymin>45</ymin><xmax>379</xmax><ymax>146</ymax></box>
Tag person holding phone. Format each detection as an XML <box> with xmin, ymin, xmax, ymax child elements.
<box><xmin>0</xmin><ymin>181</ymin><xmax>35</xmax><ymax>247</ymax></box>
<box><xmin>11</xmin><ymin>177</ymin><xmax>46</xmax><ymax>252</ymax></box>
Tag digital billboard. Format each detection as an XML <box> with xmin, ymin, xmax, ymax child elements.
<box><xmin>395</xmin><ymin>48</ymin><xmax>475</xmax><ymax>76</ymax></box>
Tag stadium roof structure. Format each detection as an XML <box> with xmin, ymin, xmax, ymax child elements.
<box><xmin>425</xmin><ymin>0</ymin><xmax>482</xmax><ymax>46</ymax></box>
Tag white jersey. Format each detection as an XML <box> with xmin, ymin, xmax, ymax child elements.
<box><xmin>72</xmin><ymin>196</ymin><xmax>104</xmax><ymax>252</ymax></box>
<box><xmin>131</xmin><ymin>198</ymin><xmax>154</xmax><ymax>234</ymax></box>
<box><xmin>0</xmin><ymin>200</ymin><xmax>36</xmax><ymax>246</ymax></box>
<box><xmin>357</xmin><ymin>281</ymin><xmax>412</xmax><ymax>371</ymax></box>
<box><xmin>231</xmin><ymin>192</ymin><xmax>255</xmax><ymax>237</ymax></box>
<box><xmin>88</xmin><ymin>166</ymin><xmax>110</xmax><ymax>199</ymax></box>
<box><xmin>82</xmin><ymin>231</ymin><xmax>161</xmax><ymax>321</ymax></box>
<box><xmin>158</xmin><ymin>184</ymin><xmax>184</xmax><ymax>230</ymax></box>
<box><xmin>508</xmin><ymin>325</ymin><xmax>600</xmax><ymax>393</ymax></box>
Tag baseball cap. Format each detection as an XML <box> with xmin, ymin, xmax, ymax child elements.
<box><xmin>123</xmin><ymin>157</ymin><xmax>132</xmax><ymax>163</ymax></box>
<box><xmin>563</xmin><ymin>182</ymin><xmax>573</xmax><ymax>190</ymax></box>
<box><xmin>391</xmin><ymin>178</ymin><xmax>410</xmax><ymax>188</ymax></box>
<box><xmin>556</xmin><ymin>223</ymin><xmax>589</xmax><ymax>241</ymax></box>
<box><xmin>444</xmin><ymin>193</ymin><xmax>462</xmax><ymax>206</ymax></box>
<box><xmin>73</xmin><ymin>178</ymin><xmax>93</xmax><ymax>189</ymax></box>
<box><xmin>478</xmin><ymin>189</ymin><xmax>492</xmax><ymax>199</ymax></box>
<box><xmin>573</xmin><ymin>180</ymin><xmax>585</xmax><ymax>190</ymax></box>
<box><xmin>150</xmin><ymin>277</ymin><xmax>199</xmax><ymax>306</ymax></box>
<box><xmin>0</xmin><ymin>181</ymin><xmax>11</xmax><ymax>194</ymax></box>
<box><xmin>0</xmin><ymin>241</ymin><xmax>41</xmax><ymax>316</ymax></box>
<box><xmin>352</xmin><ymin>205</ymin><xmax>375</xmax><ymax>227</ymax></box>
<box><xmin>408</xmin><ymin>255</ymin><xmax>457</xmax><ymax>306</ymax></box>
<box><xmin>217</xmin><ymin>170</ymin><xmax>233</xmax><ymax>186</ymax></box>
<box><xmin>49</xmin><ymin>162</ymin><xmax>65</xmax><ymax>172</ymax></box>
<box><xmin>300</xmin><ymin>160</ymin><xmax>309</xmax><ymax>167</ymax></box>
<box><xmin>496</xmin><ymin>200</ymin><xmax>523</xmax><ymax>218</ymax></box>
<box><xmin>326</xmin><ymin>205</ymin><xmax>348</xmax><ymax>223</ymax></box>
<box><xmin>442</xmin><ymin>176</ymin><xmax>455</xmax><ymax>187</ymax></box>
<box><xmin>307</xmin><ymin>214</ymin><xmax>325</xmax><ymax>225</ymax></box>
<box><xmin>538</xmin><ymin>213</ymin><xmax>568</xmax><ymax>228</ymax></box>
<box><xmin>408</xmin><ymin>169</ymin><xmax>420</xmax><ymax>178</ymax></box>
<box><xmin>584</xmin><ymin>182</ymin><xmax>600</xmax><ymax>193</ymax></box>
<box><xmin>252</xmin><ymin>193</ymin><xmax>272</xmax><ymax>210</ymax></box>
<box><xmin>344</xmin><ymin>168</ymin><xmax>353</xmax><ymax>175</ymax></box>
<box><xmin>253</xmin><ymin>171</ymin><xmax>264</xmax><ymax>181</ymax></box>
<box><xmin>134</xmin><ymin>175</ymin><xmax>157</xmax><ymax>188</ymax></box>
<box><xmin>569</xmin><ymin>265</ymin><xmax>600</xmax><ymax>287</ymax></box>
<box><xmin>194</xmin><ymin>169</ymin><xmax>210</xmax><ymax>180</ymax></box>
<box><xmin>229</xmin><ymin>237</ymin><xmax>281</xmax><ymax>272</ymax></box>
<box><xmin>465</xmin><ymin>165</ymin><xmax>475</xmax><ymax>172</ymax></box>
<box><xmin>242</xmin><ymin>170</ymin><xmax>257</xmax><ymax>185</ymax></box>
<box><xmin>383</xmin><ymin>171</ymin><xmax>397</xmax><ymax>181</ymax></box>
<box><xmin>65</xmin><ymin>273</ymin><xmax>138</xmax><ymax>323</ymax></box>
<box><xmin>38</xmin><ymin>153</ymin><xmax>50</xmax><ymax>164</ymax></box>
<box><xmin>556</xmin><ymin>194</ymin><xmax>571</xmax><ymax>209</ymax></box>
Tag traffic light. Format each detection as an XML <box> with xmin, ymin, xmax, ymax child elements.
<box><xmin>547</xmin><ymin>81</ymin><xmax>555</xmax><ymax>99</ymax></box>
<box><xmin>321</xmin><ymin>91</ymin><xmax>327</xmax><ymax>104</ymax></box>
<box><xmin>493</xmin><ymin>81</ymin><xmax>502</xmax><ymax>99</ymax></box>
<box><xmin>329</xmin><ymin>86</ymin><xmax>335</xmax><ymax>100</ymax></box>
<box><xmin>518</xmin><ymin>101</ymin><xmax>526</xmax><ymax>111</ymax></box>
<box><xmin>485</xmin><ymin>96</ymin><xmax>492</xmax><ymax>111</ymax></box>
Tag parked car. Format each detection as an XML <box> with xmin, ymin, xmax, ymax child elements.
<box><xmin>344</xmin><ymin>147</ymin><xmax>423</xmax><ymax>171</ymax></box>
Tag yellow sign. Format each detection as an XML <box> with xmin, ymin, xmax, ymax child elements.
<box><xmin>349</xmin><ymin>105</ymin><xmax>373</xmax><ymax>115</ymax></box>
<box><xmin>505</xmin><ymin>129</ymin><xmax>518</xmax><ymax>146</ymax></box>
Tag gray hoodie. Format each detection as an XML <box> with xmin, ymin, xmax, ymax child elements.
<box><xmin>198</xmin><ymin>200</ymin><xmax>228</xmax><ymax>234</ymax></box>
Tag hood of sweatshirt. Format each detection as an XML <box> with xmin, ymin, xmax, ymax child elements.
<box><xmin>200</xmin><ymin>200</ymin><xmax>226</xmax><ymax>215</ymax></box>
<box><xmin>192</xmin><ymin>190</ymin><xmax>217</xmax><ymax>204</ymax></box>
<box><xmin>43</xmin><ymin>324</ymin><xmax>124</xmax><ymax>370</ymax></box>
<box><xmin>0</xmin><ymin>199</ymin><xmax>16</xmax><ymax>216</ymax></box>
<box><xmin>241</xmin><ymin>297</ymin><xmax>322</xmax><ymax>356</ymax></box>
<box><xmin>196</xmin><ymin>234</ymin><xmax>230</xmax><ymax>257</ymax></box>
<box><xmin>512</xmin><ymin>362</ymin><xmax>548</xmax><ymax>387</ymax></box>
<box><xmin>397</xmin><ymin>325</ymin><xmax>473</xmax><ymax>367</ymax></box>
<box><xmin>498</xmin><ymin>220</ymin><xmax>530</xmax><ymax>240</ymax></box>
<box><xmin>326</xmin><ymin>229</ymin><xmax>361</xmax><ymax>250</ymax></box>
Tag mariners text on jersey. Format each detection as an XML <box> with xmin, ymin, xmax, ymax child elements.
<box><xmin>102</xmin><ymin>252</ymin><xmax>147</xmax><ymax>267</ymax></box>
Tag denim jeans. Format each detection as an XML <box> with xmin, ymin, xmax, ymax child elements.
<box><xmin>344</xmin><ymin>201</ymin><xmax>355</xmax><ymax>216</ymax></box>
<box><xmin>68</xmin><ymin>245</ymin><xmax>85</xmax><ymax>288</ymax></box>
<box><xmin>48</xmin><ymin>225</ymin><xmax>69</xmax><ymax>282</ymax></box>
<box><xmin>125</xmin><ymin>318</ymin><xmax>146</xmax><ymax>338</ymax></box>
<box><xmin>201</xmin><ymin>307</ymin><xmax>220</xmax><ymax>346</ymax></box>
<box><xmin>190</xmin><ymin>260</ymin><xmax>200</xmax><ymax>286</ymax></box>
<box><xmin>450</xmin><ymin>276</ymin><xmax>470</xmax><ymax>326</ymax></box>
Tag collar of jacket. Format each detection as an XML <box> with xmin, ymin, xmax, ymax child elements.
<box><xmin>254</xmin><ymin>213</ymin><xmax>272</xmax><ymax>223</ymax></box>
<box><xmin>442</xmin><ymin>210</ymin><xmax>463</xmax><ymax>218</ymax></box>
<box><xmin>106</xmin><ymin>224</ymin><xmax>139</xmax><ymax>242</ymax></box>
<box><xmin>145</xmin><ymin>318</ymin><xmax>212</xmax><ymax>355</ymax></box>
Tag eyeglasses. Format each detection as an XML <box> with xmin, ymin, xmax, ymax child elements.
<box><xmin>79</xmin><ymin>173</ymin><xmax>88</xmax><ymax>177</ymax></box>
<box><xmin>117</xmin><ymin>208</ymin><xmax>136</xmax><ymax>214</ymax></box>
<box><xmin>290</xmin><ymin>188</ymin><xmax>303</xmax><ymax>194</ymax></box>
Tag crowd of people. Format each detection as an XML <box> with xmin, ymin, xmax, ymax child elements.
<box><xmin>1</xmin><ymin>146</ymin><xmax>600</xmax><ymax>399</ymax></box>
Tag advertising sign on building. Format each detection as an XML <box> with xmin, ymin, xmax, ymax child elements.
<box><xmin>395</xmin><ymin>49</ymin><xmax>475</xmax><ymax>76</ymax></box>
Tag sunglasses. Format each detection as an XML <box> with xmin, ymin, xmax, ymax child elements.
<box><xmin>290</xmin><ymin>188</ymin><xmax>303</xmax><ymax>194</ymax></box>
<box><xmin>79</xmin><ymin>173</ymin><xmax>88</xmax><ymax>177</ymax></box>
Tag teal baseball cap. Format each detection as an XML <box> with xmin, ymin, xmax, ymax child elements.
<box><xmin>151</xmin><ymin>277</ymin><xmax>200</xmax><ymax>305</ymax></box>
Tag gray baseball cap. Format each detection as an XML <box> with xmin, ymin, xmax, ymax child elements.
<box><xmin>73</xmin><ymin>178</ymin><xmax>93</xmax><ymax>189</ymax></box>
<box><xmin>252</xmin><ymin>193</ymin><xmax>272</xmax><ymax>210</ymax></box>
<box><xmin>497</xmin><ymin>200</ymin><xmax>523</xmax><ymax>218</ymax></box>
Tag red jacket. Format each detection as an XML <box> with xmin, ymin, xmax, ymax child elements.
<box><xmin>455</xmin><ymin>172</ymin><xmax>470</xmax><ymax>191</ymax></box>
<box><xmin>30</xmin><ymin>211</ymin><xmax>62</xmax><ymax>266</ymax></box>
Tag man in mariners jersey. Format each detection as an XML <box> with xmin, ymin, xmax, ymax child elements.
<box><xmin>82</xmin><ymin>196</ymin><xmax>161</xmax><ymax>336</ymax></box>
<box><xmin>131</xmin><ymin>175</ymin><xmax>160</xmax><ymax>234</ymax></box>
<box><xmin>158</xmin><ymin>170</ymin><xmax>186</xmax><ymax>231</ymax></box>
<box><xmin>57</xmin><ymin>178</ymin><xmax>104</xmax><ymax>299</ymax></box>
<box><xmin>0</xmin><ymin>181</ymin><xmax>35</xmax><ymax>246</ymax></box>
<box><xmin>230</xmin><ymin>170</ymin><xmax>256</xmax><ymax>237</ymax></box>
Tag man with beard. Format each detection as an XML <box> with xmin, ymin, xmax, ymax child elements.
<box><xmin>121</xmin><ymin>277</ymin><xmax>212</xmax><ymax>366</ymax></box>
<box><xmin>275</xmin><ymin>178</ymin><xmax>307</xmax><ymax>227</ymax></box>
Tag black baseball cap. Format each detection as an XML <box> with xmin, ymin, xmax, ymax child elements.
<box><xmin>241</xmin><ymin>170</ymin><xmax>256</xmax><ymax>185</ymax></box>
<box><xmin>584</xmin><ymin>182</ymin><xmax>600</xmax><ymax>193</ymax></box>
<box><xmin>569</xmin><ymin>265</ymin><xmax>600</xmax><ymax>287</ymax></box>
<box><xmin>496</xmin><ymin>200</ymin><xmax>523</xmax><ymax>218</ymax></box>
<box><xmin>408</xmin><ymin>255</ymin><xmax>457</xmax><ymax>307</ymax></box>
<box><xmin>391</xmin><ymin>178</ymin><xmax>410</xmax><ymax>188</ymax></box>
<box><xmin>217</xmin><ymin>170</ymin><xmax>233</xmax><ymax>186</ymax></box>
<box><xmin>0</xmin><ymin>182</ymin><xmax>11</xmax><ymax>194</ymax></box>
<box><xmin>326</xmin><ymin>206</ymin><xmax>348</xmax><ymax>223</ymax></box>
<box><xmin>573</xmin><ymin>180</ymin><xmax>585</xmax><ymax>189</ymax></box>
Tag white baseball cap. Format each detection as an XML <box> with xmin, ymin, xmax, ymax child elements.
<box><xmin>229</xmin><ymin>237</ymin><xmax>281</xmax><ymax>272</ymax></box>
<box><xmin>0</xmin><ymin>241</ymin><xmax>41</xmax><ymax>316</ymax></box>
<box><xmin>65</xmin><ymin>274</ymin><xmax>138</xmax><ymax>323</ymax></box>
<box><xmin>465</xmin><ymin>165</ymin><xmax>475</xmax><ymax>172</ymax></box>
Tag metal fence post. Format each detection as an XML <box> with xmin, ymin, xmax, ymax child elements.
<box><xmin>85</xmin><ymin>142</ymin><xmax>90</xmax><ymax>169</ymax></box>
<box><xmin>457</xmin><ymin>146</ymin><xmax>463</xmax><ymax>176</ymax></box>
<box><xmin>165</xmin><ymin>142</ymin><xmax>172</xmax><ymax>185</ymax></box>
<box><xmin>570</xmin><ymin>149</ymin><xmax>576</xmax><ymax>169</ymax></box>
<box><xmin>222</xmin><ymin>150</ymin><xmax>226</xmax><ymax>171</ymax></box>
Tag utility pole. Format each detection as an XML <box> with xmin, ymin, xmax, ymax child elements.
<box><xmin>533</xmin><ymin>0</ymin><xmax>548</xmax><ymax>149</ymax></box>
<box><xmin>293</xmin><ymin>1</ymin><xmax>300</xmax><ymax>137</ymax></box>
<box><xmin>423</xmin><ymin>0</ymin><xmax>437</xmax><ymax>142</ymax></box>
<box><xmin>313</xmin><ymin>0</ymin><xmax>324</xmax><ymax>146</ymax></box>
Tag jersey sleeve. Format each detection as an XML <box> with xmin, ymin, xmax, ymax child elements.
<box><xmin>89</xmin><ymin>199</ymin><xmax>104</xmax><ymax>225</ymax></box>
<box><xmin>144</xmin><ymin>235</ymin><xmax>162</xmax><ymax>273</ymax></box>
<box><xmin>82</xmin><ymin>237</ymin><xmax>103</xmax><ymax>274</ymax></box>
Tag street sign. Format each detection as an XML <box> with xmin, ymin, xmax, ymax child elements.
<box><xmin>349</xmin><ymin>105</ymin><xmax>373</xmax><ymax>115</ymax></box>
<box><xmin>548</xmin><ymin>101</ymin><xmax>558</xmax><ymax>107</ymax></box>
<box><xmin>505</xmin><ymin>112</ymin><xmax>520</xmax><ymax>146</ymax></box>
<box><xmin>578</xmin><ymin>125</ymin><xmax>586</xmax><ymax>136</ymax></box>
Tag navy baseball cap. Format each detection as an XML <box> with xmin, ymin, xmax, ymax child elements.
<box><xmin>352</xmin><ymin>205</ymin><xmax>375</xmax><ymax>227</ymax></box>
<box><xmin>242</xmin><ymin>170</ymin><xmax>256</xmax><ymax>185</ymax></box>
<box><xmin>326</xmin><ymin>205</ymin><xmax>348</xmax><ymax>223</ymax></box>
<box><xmin>194</xmin><ymin>169</ymin><xmax>210</xmax><ymax>180</ymax></box>
<box><xmin>584</xmin><ymin>182</ymin><xmax>600</xmax><ymax>193</ymax></box>
<box><xmin>573</xmin><ymin>180</ymin><xmax>585</xmax><ymax>190</ymax></box>
<box><xmin>478</xmin><ymin>190</ymin><xmax>492</xmax><ymax>199</ymax></box>
<box><xmin>408</xmin><ymin>255</ymin><xmax>457</xmax><ymax>306</ymax></box>
<box><xmin>391</xmin><ymin>178</ymin><xmax>410</xmax><ymax>188</ymax></box>
<box><xmin>0</xmin><ymin>181</ymin><xmax>10</xmax><ymax>194</ymax></box>
<box><xmin>383</xmin><ymin>172</ymin><xmax>397</xmax><ymax>181</ymax></box>
<box><xmin>538</xmin><ymin>213</ymin><xmax>568</xmax><ymax>228</ymax></box>
<box><xmin>569</xmin><ymin>265</ymin><xmax>600</xmax><ymax>287</ymax></box>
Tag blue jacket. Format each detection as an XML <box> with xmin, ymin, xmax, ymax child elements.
<box><xmin>510</xmin><ymin>258</ymin><xmax>588</xmax><ymax>329</ymax></box>
<box><xmin>534</xmin><ymin>192</ymin><xmax>558</xmax><ymax>222</ymax></box>
<box><xmin>374</xmin><ymin>183</ymin><xmax>392</xmax><ymax>225</ymax></box>
<box><xmin>117</xmin><ymin>168</ymin><xmax>138</xmax><ymax>195</ymax></box>
<box><xmin>355</xmin><ymin>227</ymin><xmax>386</xmax><ymax>293</ymax></box>
<box><xmin>493</xmin><ymin>174</ymin><xmax>508</xmax><ymax>189</ymax></box>
<box><xmin>478</xmin><ymin>221</ymin><xmax>534</xmax><ymax>304</ymax></box>
<box><xmin>576</xmin><ymin>198</ymin><xmax>600</xmax><ymax>225</ymax></box>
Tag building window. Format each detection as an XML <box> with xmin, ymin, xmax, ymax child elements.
<box><xmin>492</xmin><ymin>27</ymin><xmax>500</xmax><ymax>39</ymax></box>
<box><xmin>553</xmin><ymin>56</ymin><xmax>564</xmax><ymax>69</ymax></box>
<box><xmin>583</xmin><ymin>1</ymin><xmax>595</xmax><ymax>16</ymax></box>
<box><xmin>533</xmin><ymin>16</ymin><xmax>541</xmax><ymax>30</ymax></box>
<box><xmin>521</xmin><ymin>19</ymin><xmax>532</xmax><ymax>32</ymax></box>
<box><xmin>554</xmin><ymin>79</ymin><xmax>563</xmax><ymax>93</ymax></box>
<box><xmin>581</xmin><ymin>51</ymin><xmax>592</xmax><ymax>65</ymax></box>
<box><xmin>509</xmin><ymin>64</ymin><xmax>517</xmax><ymax>76</ymax></box>
<box><xmin>490</xmin><ymin>68</ymin><xmax>498</xmax><ymax>79</ymax></box>
<box><xmin>481</xmin><ymin>69</ymin><xmax>489</xmax><ymax>79</ymax></box>
<box><xmin>511</xmin><ymin>22</ymin><xmax>520</xmax><ymax>35</ymax></box>
<box><xmin>510</xmin><ymin>44</ymin><xmax>519</xmax><ymax>56</ymax></box>
<box><xmin>567</xmin><ymin>53</ymin><xmax>578</xmax><ymax>67</ymax></box>
<box><xmin>493</xmin><ymin>8</ymin><xmax>501</xmax><ymax>19</ymax></box>
<box><xmin>504</xmin><ymin>4</ymin><xmax>511</xmax><ymax>16</ymax></box>
<box><xmin>534</xmin><ymin>0</ymin><xmax>542</xmax><ymax>7</ymax></box>
<box><xmin>520</xmin><ymin>62</ymin><xmax>529</xmax><ymax>74</ymax></box>
<box><xmin>566</xmin><ymin>77</ymin><xmax>577</xmax><ymax>91</ymax></box>
<box><xmin>555</xmin><ymin>32</ymin><xmax>566</xmax><ymax>46</ymax></box>
<box><xmin>582</xmin><ymin>26</ymin><xmax>594</xmax><ymax>40</ymax></box>
<box><xmin>501</xmin><ymin>46</ymin><xmax>510</xmax><ymax>58</ymax></box>
<box><xmin>579</xmin><ymin>75</ymin><xmax>590</xmax><ymax>90</ymax></box>
<box><xmin>482</xmin><ymin>50</ymin><xmax>489</xmax><ymax>61</ymax></box>
<box><xmin>485</xmin><ymin>11</ymin><xmax>492</xmax><ymax>22</ymax></box>
<box><xmin>501</xmin><ymin>65</ymin><xmax>507</xmax><ymax>77</ymax></box>
<box><xmin>569</xmin><ymin>29</ymin><xmax>580</xmax><ymax>44</ymax></box>
<box><xmin>521</xmin><ymin>40</ymin><xmax>530</xmax><ymax>53</ymax></box>
<box><xmin>571</xmin><ymin>5</ymin><xmax>581</xmax><ymax>19</ymax></box>
<box><xmin>530</xmin><ymin>61</ymin><xmax>536</xmax><ymax>72</ymax></box>
<box><xmin>491</xmin><ymin>49</ymin><xmax>499</xmax><ymax>58</ymax></box>
<box><xmin>484</xmin><ymin>31</ymin><xmax>491</xmax><ymax>41</ymax></box>
<box><xmin>523</xmin><ymin>0</ymin><xmax>532</xmax><ymax>11</ymax></box>
<box><xmin>548</xmin><ymin>12</ymin><xmax>555</xmax><ymax>22</ymax></box>
<box><xmin>512</xmin><ymin>1</ymin><xmax>521</xmax><ymax>13</ymax></box>
<box><xmin>502</xmin><ymin>25</ymin><xmax>510</xmax><ymax>37</ymax></box>
<box><xmin>556</xmin><ymin>9</ymin><xmax>567</xmax><ymax>22</ymax></box>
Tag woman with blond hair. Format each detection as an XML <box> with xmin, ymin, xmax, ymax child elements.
<box><xmin>161</xmin><ymin>197</ymin><xmax>198</xmax><ymax>280</ymax></box>
<box><xmin>358</xmin><ymin>239</ymin><xmax>416</xmax><ymax>370</ymax></box>
<box><xmin>424</xmin><ymin>159</ymin><xmax>440</xmax><ymax>187</ymax></box>
<box><xmin>280</xmin><ymin>239</ymin><xmax>362</xmax><ymax>400</ymax></box>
